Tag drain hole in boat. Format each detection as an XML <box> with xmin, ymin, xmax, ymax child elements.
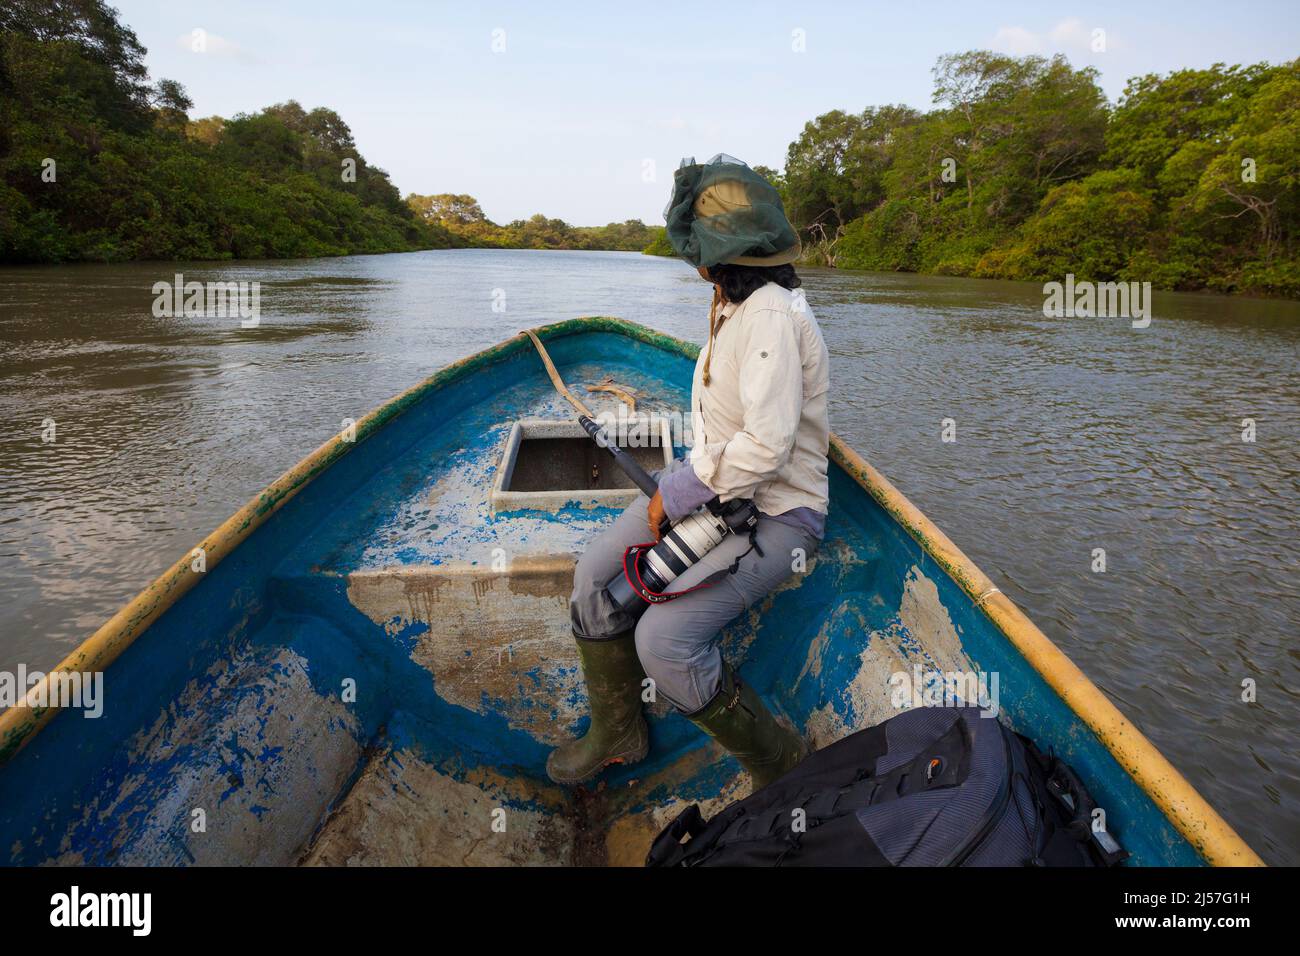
<box><xmin>491</xmin><ymin>418</ymin><xmax>673</xmax><ymax>513</ymax></box>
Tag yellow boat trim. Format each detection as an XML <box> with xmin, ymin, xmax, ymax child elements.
<box><xmin>0</xmin><ymin>325</ymin><xmax>514</xmax><ymax>765</ymax></box>
<box><xmin>0</xmin><ymin>317</ymin><xmax>1263</xmax><ymax>866</ymax></box>
<box><xmin>828</xmin><ymin>439</ymin><xmax>1262</xmax><ymax>867</ymax></box>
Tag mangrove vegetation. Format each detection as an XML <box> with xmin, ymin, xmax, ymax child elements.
<box><xmin>645</xmin><ymin>52</ymin><xmax>1300</xmax><ymax>297</ymax></box>
<box><xmin>0</xmin><ymin>1</ymin><xmax>654</xmax><ymax>263</ymax></box>
<box><xmin>3</xmin><ymin>1</ymin><xmax>1295</xmax><ymax>296</ymax></box>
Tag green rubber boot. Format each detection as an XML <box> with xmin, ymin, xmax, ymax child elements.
<box><xmin>685</xmin><ymin>665</ymin><xmax>807</xmax><ymax>792</ymax></box>
<box><xmin>546</xmin><ymin>631</ymin><xmax>649</xmax><ymax>786</ymax></box>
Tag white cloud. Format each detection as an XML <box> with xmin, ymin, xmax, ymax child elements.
<box><xmin>175</xmin><ymin>30</ymin><xmax>259</xmax><ymax>64</ymax></box>
<box><xmin>991</xmin><ymin>19</ymin><xmax>1110</xmax><ymax>58</ymax></box>
<box><xmin>1049</xmin><ymin>18</ymin><xmax>1090</xmax><ymax>52</ymax></box>
<box><xmin>991</xmin><ymin>25</ymin><xmax>1041</xmax><ymax>56</ymax></box>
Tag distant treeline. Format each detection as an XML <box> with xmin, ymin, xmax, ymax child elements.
<box><xmin>6</xmin><ymin>1</ymin><xmax>1295</xmax><ymax>291</ymax></box>
<box><xmin>646</xmin><ymin>53</ymin><xmax>1300</xmax><ymax>298</ymax></box>
<box><xmin>0</xmin><ymin>1</ymin><xmax>653</xmax><ymax>263</ymax></box>
<box><xmin>405</xmin><ymin>194</ymin><xmax>656</xmax><ymax>252</ymax></box>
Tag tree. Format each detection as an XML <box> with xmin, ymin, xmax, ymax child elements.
<box><xmin>1103</xmin><ymin>63</ymin><xmax>1273</xmax><ymax>186</ymax></box>
<box><xmin>1185</xmin><ymin>63</ymin><xmax>1300</xmax><ymax>267</ymax></box>
<box><xmin>151</xmin><ymin>78</ymin><xmax>192</xmax><ymax>131</ymax></box>
<box><xmin>931</xmin><ymin>51</ymin><xmax>1023</xmax><ymax>219</ymax></box>
<box><xmin>783</xmin><ymin>105</ymin><xmax>922</xmax><ymax>263</ymax></box>
<box><xmin>931</xmin><ymin>51</ymin><xmax>1106</xmax><ymax>229</ymax></box>
<box><xmin>186</xmin><ymin>115</ymin><xmax>226</xmax><ymax>147</ymax></box>
<box><xmin>0</xmin><ymin>4</ymin><xmax>453</xmax><ymax>263</ymax></box>
<box><xmin>408</xmin><ymin>193</ymin><xmax>489</xmax><ymax>226</ymax></box>
<box><xmin>0</xmin><ymin>0</ymin><xmax>152</xmax><ymax>129</ymax></box>
<box><xmin>980</xmin><ymin>169</ymin><xmax>1156</xmax><ymax>281</ymax></box>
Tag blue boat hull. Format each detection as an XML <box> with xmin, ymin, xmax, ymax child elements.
<box><xmin>0</xmin><ymin>319</ymin><xmax>1259</xmax><ymax>866</ymax></box>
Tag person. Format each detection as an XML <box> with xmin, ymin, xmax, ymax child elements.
<box><xmin>547</xmin><ymin>154</ymin><xmax>831</xmax><ymax>793</ymax></box>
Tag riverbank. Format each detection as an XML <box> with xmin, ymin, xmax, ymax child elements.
<box><xmin>641</xmin><ymin>239</ymin><xmax>1300</xmax><ymax>301</ymax></box>
<box><xmin>0</xmin><ymin>12</ymin><xmax>652</xmax><ymax>265</ymax></box>
<box><xmin>639</xmin><ymin>57</ymin><xmax>1300</xmax><ymax>300</ymax></box>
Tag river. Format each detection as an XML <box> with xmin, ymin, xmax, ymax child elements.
<box><xmin>1</xmin><ymin>248</ymin><xmax>1297</xmax><ymax>863</ymax></box>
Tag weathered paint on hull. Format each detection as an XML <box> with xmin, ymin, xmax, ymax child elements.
<box><xmin>0</xmin><ymin>318</ymin><xmax>1262</xmax><ymax>867</ymax></box>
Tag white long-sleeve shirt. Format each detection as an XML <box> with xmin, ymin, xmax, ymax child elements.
<box><xmin>661</xmin><ymin>282</ymin><xmax>831</xmax><ymax>523</ymax></box>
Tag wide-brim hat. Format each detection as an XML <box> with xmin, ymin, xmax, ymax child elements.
<box><xmin>664</xmin><ymin>154</ymin><xmax>801</xmax><ymax>269</ymax></box>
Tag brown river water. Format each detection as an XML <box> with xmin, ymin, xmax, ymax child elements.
<box><xmin>1</xmin><ymin>249</ymin><xmax>1297</xmax><ymax>863</ymax></box>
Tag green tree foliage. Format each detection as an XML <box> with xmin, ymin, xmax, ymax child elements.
<box><xmin>571</xmin><ymin>218</ymin><xmax>657</xmax><ymax>252</ymax></box>
<box><xmin>782</xmin><ymin>105</ymin><xmax>922</xmax><ymax>262</ymax></box>
<box><xmin>833</xmin><ymin>53</ymin><xmax>1110</xmax><ymax>275</ymax></box>
<box><xmin>976</xmin><ymin>169</ymin><xmax>1156</xmax><ymax>281</ymax></box>
<box><xmin>405</xmin><ymin>193</ymin><xmax>656</xmax><ymax>251</ymax></box>
<box><xmin>0</xmin><ymin>1</ymin><xmax>645</xmax><ymax>263</ymax></box>
<box><xmin>0</xmin><ymin>1</ymin><xmax>454</xmax><ymax>262</ymax></box>
<box><xmin>781</xmin><ymin>52</ymin><xmax>1299</xmax><ymax>296</ymax></box>
<box><xmin>641</xmin><ymin>226</ymin><xmax>674</xmax><ymax>256</ymax></box>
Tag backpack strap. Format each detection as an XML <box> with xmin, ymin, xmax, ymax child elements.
<box><xmin>644</xmin><ymin>804</ymin><xmax>707</xmax><ymax>867</ymax></box>
<box><xmin>1015</xmin><ymin>731</ymin><xmax>1129</xmax><ymax>867</ymax></box>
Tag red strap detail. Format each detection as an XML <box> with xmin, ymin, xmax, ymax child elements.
<box><xmin>622</xmin><ymin>544</ymin><xmax>719</xmax><ymax>604</ymax></box>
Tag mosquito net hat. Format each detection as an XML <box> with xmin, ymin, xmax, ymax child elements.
<box><xmin>664</xmin><ymin>154</ymin><xmax>801</xmax><ymax>269</ymax></box>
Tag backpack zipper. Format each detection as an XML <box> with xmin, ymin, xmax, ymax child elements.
<box><xmin>946</xmin><ymin>723</ymin><xmax>1012</xmax><ymax>867</ymax></box>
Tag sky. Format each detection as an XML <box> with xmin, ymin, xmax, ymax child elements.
<box><xmin>113</xmin><ymin>1</ymin><xmax>1299</xmax><ymax>226</ymax></box>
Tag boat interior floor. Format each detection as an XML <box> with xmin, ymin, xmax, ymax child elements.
<box><xmin>47</xmin><ymin>359</ymin><xmax>979</xmax><ymax>867</ymax></box>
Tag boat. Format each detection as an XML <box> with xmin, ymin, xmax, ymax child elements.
<box><xmin>0</xmin><ymin>317</ymin><xmax>1262</xmax><ymax>866</ymax></box>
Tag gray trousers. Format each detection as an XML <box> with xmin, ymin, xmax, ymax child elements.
<box><xmin>570</xmin><ymin>461</ymin><xmax>819</xmax><ymax>713</ymax></box>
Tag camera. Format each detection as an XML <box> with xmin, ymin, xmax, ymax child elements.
<box><xmin>605</xmin><ymin>497</ymin><xmax>758</xmax><ymax>614</ymax></box>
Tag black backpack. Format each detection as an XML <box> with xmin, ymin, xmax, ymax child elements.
<box><xmin>646</xmin><ymin>706</ymin><xmax>1129</xmax><ymax>867</ymax></box>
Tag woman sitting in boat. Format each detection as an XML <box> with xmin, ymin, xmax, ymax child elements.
<box><xmin>548</xmin><ymin>155</ymin><xmax>831</xmax><ymax>792</ymax></box>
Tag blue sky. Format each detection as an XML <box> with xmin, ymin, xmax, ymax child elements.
<box><xmin>114</xmin><ymin>1</ymin><xmax>1298</xmax><ymax>225</ymax></box>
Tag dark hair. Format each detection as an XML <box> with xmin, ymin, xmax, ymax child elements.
<box><xmin>706</xmin><ymin>262</ymin><xmax>801</xmax><ymax>304</ymax></box>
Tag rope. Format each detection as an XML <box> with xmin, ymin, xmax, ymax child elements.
<box><xmin>586</xmin><ymin>376</ymin><xmax>638</xmax><ymax>412</ymax></box>
<box><xmin>522</xmin><ymin>328</ymin><xmax>594</xmax><ymax>418</ymax></box>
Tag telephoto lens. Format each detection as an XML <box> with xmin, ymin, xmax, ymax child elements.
<box><xmin>604</xmin><ymin>499</ymin><xmax>758</xmax><ymax>614</ymax></box>
<box><xmin>641</xmin><ymin>510</ymin><xmax>731</xmax><ymax>591</ymax></box>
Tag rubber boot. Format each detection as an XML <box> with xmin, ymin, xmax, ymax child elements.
<box><xmin>546</xmin><ymin>630</ymin><xmax>649</xmax><ymax>785</ymax></box>
<box><xmin>685</xmin><ymin>665</ymin><xmax>807</xmax><ymax>792</ymax></box>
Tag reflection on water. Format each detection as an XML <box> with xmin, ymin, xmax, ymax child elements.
<box><xmin>1</xmin><ymin>249</ymin><xmax>1297</xmax><ymax>862</ymax></box>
